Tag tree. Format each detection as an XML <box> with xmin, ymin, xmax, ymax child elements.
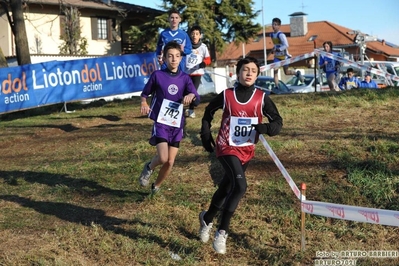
<box><xmin>59</xmin><ymin>6</ymin><xmax>88</xmax><ymax>55</ymax></box>
<box><xmin>0</xmin><ymin>0</ymin><xmax>31</xmax><ymax>65</ymax></box>
<box><xmin>178</xmin><ymin>0</ymin><xmax>261</xmax><ymax>65</ymax></box>
<box><xmin>125</xmin><ymin>15</ymin><xmax>167</xmax><ymax>53</ymax></box>
<box><xmin>0</xmin><ymin>47</ymin><xmax>8</xmax><ymax>67</ymax></box>
<box><xmin>126</xmin><ymin>0</ymin><xmax>261</xmax><ymax>65</ymax></box>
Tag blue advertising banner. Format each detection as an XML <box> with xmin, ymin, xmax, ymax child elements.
<box><xmin>0</xmin><ymin>52</ymin><xmax>157</xmax><ymax>114</ymax></box>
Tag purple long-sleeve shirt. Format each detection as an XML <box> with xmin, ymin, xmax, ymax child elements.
<box><xmin>141</xmin><ymin>69</ymin><xmax>200</xmax><ymax>128</ymax></box>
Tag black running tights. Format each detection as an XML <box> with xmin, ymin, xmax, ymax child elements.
<box><xmin>204</xmin><ymin>155</ymin><xmax>248</xmax><ymax>233</ymax></box>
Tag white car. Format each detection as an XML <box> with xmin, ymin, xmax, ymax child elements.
<box><xmin>285</xmin><ymin>73</ymin><xmax>330</xmax><ymax>93</ymax></box>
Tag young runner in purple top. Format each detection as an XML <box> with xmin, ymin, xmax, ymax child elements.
<box><xmin>139</xmin><ymin>41</ymin><xmax>200</xmax><ymax>195</ymax></box>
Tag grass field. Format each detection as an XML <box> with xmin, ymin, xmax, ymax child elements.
<box><xmin>0</xmin><ymin>88</ymin><xmax>399</xmax><ymax>265</ymax></box>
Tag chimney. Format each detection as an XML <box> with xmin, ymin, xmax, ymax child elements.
<box><xmin>289</xmin><ymin>12</ymin><xmax>308</xmax><ymax>37</ymax></box>
<box><xmin>382</xmin><ymin>39</ymin><xmax>385</xmax><ymax>46</ymax></box>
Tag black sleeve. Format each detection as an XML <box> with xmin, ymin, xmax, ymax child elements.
<box><xmin>193</xmin><ymin>97</ymin><xmax>201</xmax><ymax>106</ymax></box>
<box><xmin>258</xmin><ymin>94</ymin><xmax>283</xmax><ymax>136</ymax></box>
<box><xmin>201</xmin><ymin>92</ymin><xmax>224</xmax><ymax>130</ymax></box>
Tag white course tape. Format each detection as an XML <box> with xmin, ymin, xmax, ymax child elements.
<box><xmin>205</xmin><ymin>69</ymin><xmax>229</xmax><ymax>79</ymax></box>
<box><xmin>260</xmin><ymin>134</ymin><xmax>399</xmax><ymax>227</ymax></box>
<box><xmin>316</xmin><ymin>49</ymin><xmax>399</xmax><ymax>82</ymax></box>
<box><xmin>260</xmin><ymin>52</ymin><xmax>315</xmax><ymax>72</ymax></box>
<box><xmin>259</xmin><ymin>134</ymin><xmax>303</xmax><ymax>200</ymax></box>
<box><xmin>302</xmin><ymin>200</ymin><xmax>399</xmax><ymax>227</ymax></box>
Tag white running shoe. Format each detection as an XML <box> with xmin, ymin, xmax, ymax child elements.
<box><xmin>188</xmin><ymin>109</ymin><xmax>196</xmax><ymax>118</ymax></box>
<box><xmin>139</xmin><ymin>162</ymin><xmax>153</xmax><ymax>187</ymax></box>
<box><xmin>151</xmin><ymin>183</ymin><xmax>160</xmax><ymax>194</ymax></box>
<box><xmin>213</xmin><ymin>229</ymin><xmax>228</xmax><ymax>254</ymax></box>
<box><xmin>199</xmin><ymin>211</ymin><xmax>213</xmax><ymax>243</ymax></box>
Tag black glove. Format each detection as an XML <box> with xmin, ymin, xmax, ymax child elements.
<box><xmin>251</xmin><ymin>124</ymin><xmax>268</xmax><ymax>134</ymax></box>
<box><xmin>200</xmin><ymin>121</ymin><xmax>215</xmax><ymax>152</ymax></box>
<box><xmin>199</xmin><ymin>62</ymin><xmax>206</xmax><ymax>68</ymax></box>
<box><xmin>201</xmin><ymin>132</ymin><xmax>215</xmax><ymax>152</ymax></box>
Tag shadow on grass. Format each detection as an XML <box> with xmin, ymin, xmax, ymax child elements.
<box><xmin>0</xmin><ymin>195</ymin><xmax>196</xmax><ymax>256</ymax></box>
<box><xmin>229</xmin><ymin>231</ymin><xmax>290</xmax><ymax>264</ymax></box>
<box><xmin>10</xmin><ymin>123</ymin><xmax>82</xmax><ymax>132</ymax></box>
<box><xmin>6</xmin><ymin>121</ymin><xmax>150</xmax><ymax>134</ymax></box>
<box><xmin>0</xmin><ymin>170</ymin><xmax>147</xmax><ymax>200</ymax></box>
<box><xmin>0</xmin><ymin>97</ymin><xmax>139</xmax><ymax>122</ymax></box>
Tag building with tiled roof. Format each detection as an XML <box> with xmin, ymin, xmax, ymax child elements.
<box><xmin>217</xmin><ymin>12</ymin><xmax>399</xmax><ymax>68</ymax></box>
<box><xmin>0</xmin><ymin>0</ymin><xmax>162</xmax><ymax>58</ymax></box>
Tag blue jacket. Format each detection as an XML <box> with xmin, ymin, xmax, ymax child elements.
<box><xmin>359</xmin><ymin>80</ymin><xmax>378</xmax><ymax>89</ymax></box>
<box><xmin>156</xmin><ymin>28</ymin><xmax>192</xmax><ymax>71</ymax></box>
<box><xmin>338</xmin><ymin>76</ymin><xmax>360</xmax><ymax>90</ymax></box>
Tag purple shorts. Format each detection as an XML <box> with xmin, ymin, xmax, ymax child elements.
<box><xmin>149</xmin><ymin>122</ymin><xmax>183</xmax><ymax>147</ymax></box>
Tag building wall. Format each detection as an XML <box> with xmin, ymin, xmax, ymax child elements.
<box><xmin>23</xmin><ymin>7</ymin><xmax>63</xmax><ymax>55</ymax></box>
<box><xmin>0</xmin><ymin>14</ymin><xmax>13</xmax><ymax>55</ymax></box>
<box><xmin>2</xmin><ymin>5</ymin><xmax>122</xmax><ymax>57</ymax></box>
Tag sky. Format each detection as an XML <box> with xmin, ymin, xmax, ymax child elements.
<box><xmin>126</xmin><ymin>0</ymin><xmax>399</xmax><ymax>46</ymax></box>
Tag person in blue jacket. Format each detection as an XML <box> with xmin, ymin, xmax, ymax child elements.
<box><xmin>338</xmin><ymin>68</ymin><xmax>360</xmax><ymax>90</ymax></box>
<box><xmin>155</xmin><ymin>9</ymin><xmax>192</xmax><ymax>71</ymax></box>
<box><xmin>359</xmin><ymin>72</ymin><xmax>378</xmax><ymax>89</ymax></box>
<box><xmin>319</xmin><ymin>41</ymin><xmax>341</xmax><ymax>91</ymax></box>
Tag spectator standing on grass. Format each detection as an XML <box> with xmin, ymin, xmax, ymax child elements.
<box><xmin>319</xmin><ymin>41</ymin><xmax>341</xmax><ymax>91</ymax></box>
<box><xmin>359</xmin><ymin>72</ymin><xmax>378</xmax><ymax>89</ymax></box>
<box><xmin>338</xmin><ymin>68</ymin><xmax>360</xmax><ymax>90</ymax></box>
<box><xmin>155</xmin><ymin>9</ymin><xmax>192</xmax><ymax>71</ymax></box>
<box><xmin>139</xmin><ymin>41</ymin><xmax>200</xmax><ymax>195</ymax></box>
<box><xmin>270</xmin><ymin>17</ymin><xmax>304</xmax><ymax>89</ymax></box>
<box><xmin>198</xmin><ymin>57</ymin><xmax>283</xmax><ymax>254</ymax></box>
<box><xmin>184</xmin><ymin>25</ymin><xmax>211</xmax><ymax>119</ymax></box>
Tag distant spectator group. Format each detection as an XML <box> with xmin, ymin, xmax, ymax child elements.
<box><xmin>338</xmin><ymin>68</ymin><xmax>378</xmax><ymax>90</ymax></box>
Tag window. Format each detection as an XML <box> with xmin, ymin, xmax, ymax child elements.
<box><xmin>91</xmin><ymin>17</ymin><xmax>114</xmax><ymax>41</ymax></box>
<box><xmin>307</xmin><ymin>35</ymin><xmax>318</xmax><ymax>42</ymax></box>
<box><xmin>97</xmin><ymin>18</ymin><xmax>108</xmax><ymax>40</ymax></box>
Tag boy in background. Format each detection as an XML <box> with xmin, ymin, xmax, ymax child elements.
<box><xmin>270</xmin><ymin>17</ymin><xmax>303</xmax><ymax>89</ymax></box>
<box><xmin>184</xmin><ymin>25</ymin><xmax>211</xmax><ymax>118</ymax></box>
<box><xmin>338</xmin><ymin>68</ymin><xmax>360</xmax><ymax>90</ymax></box>
<box><xmin>139</xmin><ymin>41</ymin><xmax>200</xmax><ymax>194</ymax></box>
<box><xmin>155</xmin><ymin>9</ymin><xmax>192</xmax><ymax>71</ymax></box>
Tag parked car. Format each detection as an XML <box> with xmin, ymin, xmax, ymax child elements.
<box><xmin>254</xmin><ymin>76</ymin><xmax>293</xmax><ymax>95</ymax></box>
<box><xmin>285</xmin><ymin>73</ymin><xmax>330</xmax><ymax>93</ymax></box>
<box><xmin>350</xmin><ymin>61</ymin><xmax>399</xmax><ymax>88</ymax></box>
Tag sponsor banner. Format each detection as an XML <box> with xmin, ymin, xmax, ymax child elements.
<box><xmin>315</xmin><ymin>49</ymin><xmax>399</xmax><ymax>82</ymax></box>
<box><xmin>302</xmin><ymin>200</ymin><xmax>399</xmax><ymax>227</ymax></box>
<box><xmin>259</xmin><ymin>134</ymin><xmax>303</xmax><ymax>200</ymax></box>
<box><xmin>0</xmin><ymin>53</ymin><xmax>157</xmax><ymax>114</ymax></box>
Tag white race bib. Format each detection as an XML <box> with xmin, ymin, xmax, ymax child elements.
<box><xmin>186</xmin><ymin>53</ymin><xmax>199</xmax><ymax>70</ymax></box>
<box><xmin>229</xmin><ymin>116</ymin><xmax>258</xmax><ymax>146</ymax></box>
<box><xmin>275</xmin><ymin>45</ymin><xmax>285</xmax><ymax>57</ymax></box>
<box><xmin>156</xmin><ymin>99</ymin><xmax>183</xmax><ymax>128</ymax></box>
